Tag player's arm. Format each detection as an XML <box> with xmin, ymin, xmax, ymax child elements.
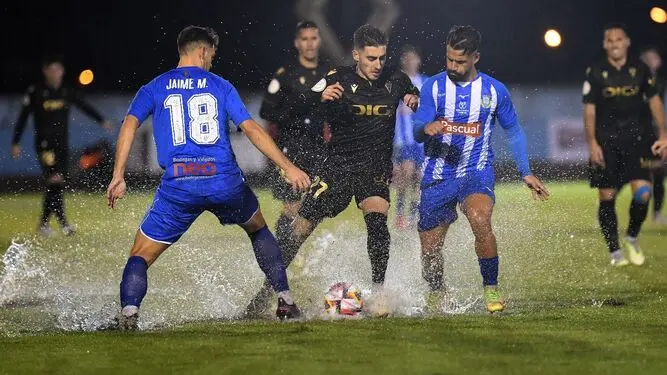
<box><xmin>107</xmin><ymin>86</ymin><xmax>153</xmax><ymax>208</ymax></box>
<box><xmin>226</xmin><ymin>85</ymin><xmax>310</xmax><ymax>191</ymax></box>
<box><xmin>11</xmin><ymin>87</ymin><xmax>34</xmax><ymax>159</ymax></box>
<box><xmin>398</xmin><ymin>71</ymin><xmax>419</xmax><ymax>111</ymax></box>
<box><xmin>259</xmin><ymin>69</ymin><xmax>287</xmax><ymax>140</ymax></box>
<box><xmin>648</xmin><ymin>95</ymin><xmax>666</xmax><ymax>139</ymax></box>
<box><xmin>582</xmin><ymin>67</ymin><xmax>604</xmax><ymax>167</ymax></box>
<box><xmin>70</xmin><ymin>90</ymin><xmax>114</xmax><ymax>133</ymax></box>
<box><xmin>412</xmin><ymin>77</ymin><xmax>438</xmax><ymax>143</ymax></box>
<box><xmin>496</xmin><ymin>82</ymin><xmax>549</xmax><ymax>200</ymax></box>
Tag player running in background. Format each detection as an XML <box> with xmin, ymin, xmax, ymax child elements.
<box><xmin>246</xmin><ymin>24</ymin><xmax>419</xmax><ymax>317</ymax></box>
<box><xmin>11</xmin><ymin>55</ymin><xmax>114</xmax><ymax>237</ymax></box>
<box><xmin>414</xmin><ymin>25</ymin><xmax>549</xmax><ymax>314</ymax></box>
<box><xmin>639</xmin><ymin>46</ymin><xmax>666</xmax><ymax>223</ymax></box>
<box><xmin>584</xmin><ymin>23</ymin><xmax>666</xmax><ymax>267</ymax></box>
<box><xmin>106</xmin><ymin>26</ymin><xmax>310</xmax><ymax>329</ymax></box>
<box><xmin>393</xmin><ymin>45</ymin><xmax>428</xmax><ymax>230</ymax></box>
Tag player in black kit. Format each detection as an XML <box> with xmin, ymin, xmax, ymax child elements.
<box><xmin>245</xmin><ymin>24</ymin><xmax>419</xmax><ymax>318</ymax></box>
<box><xmin>11</xmin><ymin>55</ymin><xmax>113</xmax><ymax>237</ymax></box>
<box><xmin>259</xmin><ymin>21</ymin><xmax>330</xmax><ymax>244</ymax></box>
<box><xmin>584</xmin><ymin>24</ymin><xmax>666</xmax><ymax>267</ymax></box>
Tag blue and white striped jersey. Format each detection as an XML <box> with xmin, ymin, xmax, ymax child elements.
<box><xmin>394</xmin><ymin>73</ymin><xmax>428</xmax><ymax>147</ymax></box>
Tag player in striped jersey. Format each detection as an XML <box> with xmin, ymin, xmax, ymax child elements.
<box><xmin>393</xmin><ymin>45</ymin><xmax>428</xmax><ymax>229</ymax></box>
<box><xmin>413</xmin><ymin>26</ymin><xmax>549</xmax><ymax>313</ymax></box>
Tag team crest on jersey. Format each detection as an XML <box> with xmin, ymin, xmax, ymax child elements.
<box><xmin>351</xmin><ymin>84</ymin><xmax>358</xmax><ymax>93</ymax></box>
<box><xmin>385</xmin><ymin>81</ymin><xmax>392</xmax><ymax>93</ymax></box>
<box><xmin>327</xmin><ymin>69</ymin><xmax>337</xmax><ymax>76</ymax></box>
<box><xmin>629</xmin><ymin>67</ymin><xmax>636</xmax><ymax>78</ymax></box>
<box><xmin>267</xmin><ymin>79</ymin><xmax>280</xmax><ymax>94</ymax></box>
<box><xmin>276</xmin><ymin>67</ymin><xmax>285</xmax><ymax>75</ymax></box>
<box><xmin>602</xmin><ymin>71</ymin><xmax>608</xmax><ymax>80</ymax></box>
<box><xmin>585</xmin><ymin>66</ymin><xmax>591</xmax><ymax>76</ymax></box>
<box><xmin>481</xmin><ymin>95</ymin><xmax>492</xmax><ymax>108</ymax></box>
<box><xmin>312</xmin><ymin>78</ymin><xmax>327</xmax><ymax>92</ymax></box>
<box><xmin>299</xmin><ymin>76</ymin><xmax>306</xmax><ymax>85</ymax></box>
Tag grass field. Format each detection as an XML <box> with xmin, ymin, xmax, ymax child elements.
<box><xmin>1</xmin><ymin>181</ymin><xmax>667</xmax><ymax>374</ymax></box>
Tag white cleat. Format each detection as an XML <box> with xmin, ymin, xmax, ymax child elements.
<box><xmin>62</xmin><ymin>224</ymin><xmax>76</xmax><ymax>237</ymax></box>
<box><xmin>38</xmin><ymin>224</ymin><xmax>53</xmax><ymax>238</ymax></box>
<box><xmin>622</xmin><ymin>237</ymin><xmax>645</xmax><ymax>266</ymax></box>
<box><xmin>610</xmin><ymin>250</ymin><xmax>630</xmax><ymax>267</ymax></box>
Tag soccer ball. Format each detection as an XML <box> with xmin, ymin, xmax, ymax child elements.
<box><xmin>324</xmin><ymin>282</ymin><xmax>364</xmax><ymax>317</ymax></box>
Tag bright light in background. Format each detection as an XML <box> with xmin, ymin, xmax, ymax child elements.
<box><xmin>544</xmin><ymin>29</ymin><xmax>562</xmax><ymax>48</ymax></box>
<box><xmin>650</xmin><ymin>7</ymin><xmax>667</xmax><ymax>23</ymax></box>
<box><xmin>79</xmin><ymin>69</ymin><xmax>94</xmax><ymax>85</ymax></box>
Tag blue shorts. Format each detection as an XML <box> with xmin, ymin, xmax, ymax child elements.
<box><xmin>139</xmin><ymin>182</ymin><xmax>259</xmax><ymax>244</ymax></box>
<box><xmin>393</xmin><ymin>144</ymin><xmax>424</xmax><ymax>165</ymax></box>
<box><xmin>418</xmin><ymin>168</ymin><xmax>496</xmax><ymax>231</ymax></box>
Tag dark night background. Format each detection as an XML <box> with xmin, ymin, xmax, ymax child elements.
<box><xmin>1</xmin><ymin>0</ymin><xmax>666</xmax><ymax>94</ymax></box>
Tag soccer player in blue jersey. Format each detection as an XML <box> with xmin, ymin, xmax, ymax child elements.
<box><xmin>105</xmin><ymin>26</ymin><xmax>311</xmax><ymax>329</ymax></box>
<box><xmin>413</xmin><ymin>26</ymin><xmax>549</xmax><ymax>313</ymax></box>
<box><xmin>393</xmin><ymin>45</ymin><xmax>428</xmax><ymax>230</ymax></box>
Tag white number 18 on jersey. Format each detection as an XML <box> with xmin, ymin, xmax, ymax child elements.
<box><xmin>164</xmin><ymin>93</ymin><xmax>219</xmax><ymax>146</ymax></box>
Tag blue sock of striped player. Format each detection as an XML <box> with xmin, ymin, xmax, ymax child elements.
<box><xmin>249</xmin><ymin>226</ymin><xmax>290</xmax><ymax>293</ymax></box>
<box><xmin>119</xmin><ymin>256</ymin><xmax>148</xmax><ymax>309</ymax></box>
<box><xmin>396</xmin><ymin>189</ymin><xmax>406</xmax><ymax>216</ymax></box>
<box><xmin>478</xmin><ymin>256</ymin><xmax>499</xmax><ymax>286</ymax></box>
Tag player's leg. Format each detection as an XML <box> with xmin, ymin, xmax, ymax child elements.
<box><xmin>359</xmin><ymin>196</ymin><xmax>391</xmax><ymax>285</ymax></box>
<box><xmin>393</xmin><ymin>161</ymin><xmax>408</xmax><ymax>229</ymax></box>
<box><xmin>50</xmin><ymin>147</ymin><xmax>73</xmax><ymax>234</ymax></box>
<box><xmin>37</xmin><ymin>150</ymin><xmax>58</xmax><ymax>236</ymax></box>
<box><xmin>652</xmin><ymin>168</ymin><xmax>665</xmax><ymax>223</ymax></box>
<box><xmin>271</xmin><ymin>166</ymin><xmax>304</xmax><ymax>259</ymax></box>
<box><xmin>116</xmin><ymin>187</ymin><xmax>201</xmax><ymax>329</ymax></box>
<box><xmin>622</xmin><ymin>179</ymin><xmax>651</xmax><ymax>265</ymax></box>
<box><xmin>404</xmin><ymin>157</ymin><xmax>421</xmax><ymax>226</ymax></box>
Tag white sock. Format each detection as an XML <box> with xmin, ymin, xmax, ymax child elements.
<box><xmin>122</xmin><ymin>305</ymin><xmax>139</xmax><ymax>317</ymax></box>
<box><xmin>277</xmin><ymin>291</ymin><xmax>294</xmax><ymax>305</ymax></box>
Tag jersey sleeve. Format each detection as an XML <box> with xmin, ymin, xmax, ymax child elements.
<box><xmin>640</xmin><ymin>62</ymin><xmax>660</xmax><ymax>99</ymax></box>
<box><xmin>582</xmin><ymin>66</ymin><xmax>599</xmax><ymax>104</ymax></box>
<box><xmin>259</xmin><ymin>67</ymin><xmax>287</xmax><ymax>123</ymax></box>
<box><xmin>412</xmin><ymin>77</ymin><xmax>438</xmax><ymax>143</ymax></box>
<box><xmin>126</xmin><ymin>85</ymin><xmax>154</xmax><ymax>124</ymax></box>
<box><xmin>225</xmin><ymin>84</ymin><xmax>252</xmax><ymax>129</ymax></box>
<box><xmin>398</xmin><ymin>71</ymin><xmax>420</xmax><ymax>97</ymax></box>
<box><xmin>495</xmin><ymin>82</ymin><xmax>519</xmax><ymax>129</ymax></box>
<box><xmin>12</xmin><ymin>86</ymin><xmax>35</xmax><ymax>145</ymax></box>
<box><xmin>494</xmin><ymin>81</ymin><xmax>532</xmax><ymax>178</ymax></box>
<box><xmin>69</xmin><ymin>89</ymin><xmax>105</xmax><ymax>123</ymax></box>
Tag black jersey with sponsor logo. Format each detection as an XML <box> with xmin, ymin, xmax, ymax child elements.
<box><xmin>259</xmin><ymin>60</ymin><xmax>331</xmax><ymax>158</ymax></box>
<box><xmin>312</xmin><ymin>65</ymin><xmax>418</xmax><ymax>171</ymax></box>
<box><xmin>13</xmin><ymin>83</ymin><xmax>105</xmax><ymax>151</ymax></box>
<box><xmin>582</xmin><ymin>57</ymin><xmax>659</xmax><ymax>146</ymax></box>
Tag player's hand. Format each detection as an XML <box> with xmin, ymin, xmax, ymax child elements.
<box><xmin>282</xmin><ymin>166</ymin><xmax>311</xmax><ymax>192</ymax></box>
<box><xmin>106</xmin><ymin>176</ymin><xmax>127</xmax><ymax>209</ymax></box>
<box><xmin>651</xmin><ymin>138</ymin><xmax>667</xmax><ymax>158</ymax></box>
<box><xmin>424</xmin><ymin>119</ymin><xmax>447</xmax><ymax>136</ymax></box>
<box><xmin>403</xmin><ymin>94</ymin><xmax>419</xmax><ymax>111</ymax></box>
<box><xmin>321</xmin><ymin>82</ymin><xmax>344</xmax><ymax>102</ymax></box>
<box><xmin>523</xmin><ymin>175</ymin><xmax>550</xmax><ymax>201</ymax></box>
<box><xmin>101</xmin><ymin>120</ymin><xmax>114</xmax><ymax>134</ymax></box>
<box><xmin>11</xmin><ymin>144</ymin><xmax>22</xmax><ymax>160</ymax></box>
<box><xmin>589</xmin><ymin>142</ymin><xmax>605</xmax><ymax>168</ymax></box>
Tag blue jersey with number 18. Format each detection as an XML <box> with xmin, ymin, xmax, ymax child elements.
<box><xmin>127</xmin><ymin>66</ymin><xmax>251</xmax><ymax>192</ymax></box>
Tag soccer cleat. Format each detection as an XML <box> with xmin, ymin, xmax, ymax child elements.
<box><xmin>653</xmin><ymin>213</ymin><xmax>667</xmax><ymax>225</ymax></box>
<box><xmin>622</xmin><ymin>237</ymin><xmax>645</xmax><ymax>266</ymax></box>
<box><xmin>38</xmin><ymin>224</ymin><xmax>53</xmax><ymax>238</ymax></box>
<box><xmin>62</xmin><ymin>224</ymin><xmax>76</xmax><ymax>237</ymax></box>
<box><xmin>609</xmin><ymin>250</ymin><xmax>629</xmax><ymax>267</ymax></box>
<box><xmin>276</xmin><ymin>297</ymin><xmax>301</xmax><ymax>320</ymax></box>
<box><xmin>483</xmin><ymin>286</ymin><xmax>505</xmax><ymax>313</ymax></box>
<box><xmin>242</xmin><ymin>283</ymin><xmax>273</xmax><ymax>319</ymax></box>
<box><xmin>426</xmin><ymin>289</ymin><xmax>447</xmax><ymax>315</ymax></box>
<box><xmin>364</xmin><ymin>285</ymin><xmax>393</xmax><ymax>318</ymax></box>
<box><xmin>111</xmin><ymin>306</ymin><xmax>139</xmax><ymax>331</ymax></box>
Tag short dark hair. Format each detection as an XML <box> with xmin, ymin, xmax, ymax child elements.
<box><xmin>446</xmin><ymin>25</ymin><xmax>482</xmax><ymax>55</ymax></box>
<box><xmin>42</xmin><ymin>54</ymin><xmax>64</xmax><ymax>68</ymax></box>
<box><xmin>640</xmin><ymin>45</ymin><xmax>659</xmax><ymax>55</ymax></box>
<box><xmin>399</xmin><ymin>44</ymin><xmax>420</xmax><ymax>58</ymax></box>
<box><xmin>295</xmin><ymin>20</ymin><xmax>318</xmax><ymax>37</ymax></box>
<box><xmin>177</xmin><ymin>25</ymin><xmax>219</xmax><ymax>55</ymax></box>
<box><xmin>353</xmin><ymin>24</ymin><xmax>387</xmax><ymax>50</ymax></box>
<box><xmin>603</xmin><ymin>22</ymin><xmax>629</xmax><ymax>38</ymax></box>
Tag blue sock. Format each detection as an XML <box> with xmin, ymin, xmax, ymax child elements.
<box><xmin>120</xmin><ymin>256</ymin><xmax>148</xmax><ymax>308</ymax></box>
<box><xmin>250</xmin><ymin>226</ymin><xmax>289</xmax><ymax>292</ymax></box>
<box><xmin>478</xmin><ymin>256</ymin><xmax>499</xmax><ymax>286</ymax></box>
<box><xmin>396</xmin><ymin>189</ymin><xmax>406</xmax><ymax>216</ymax></box>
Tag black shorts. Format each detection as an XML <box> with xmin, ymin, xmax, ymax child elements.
<box><xmin>589</xmin><ymin>143</ymin><xmax>654</xmax><ymax>189</ymax></box>
<box><xmin>36</xmin><ymin>146</ymin><xmax>68</xmax><ymax>179</ymax></box>
<box><xmin>299</xmin><ymin>166</ymin><xmax>392</xmax><ymax>222</ymax></box>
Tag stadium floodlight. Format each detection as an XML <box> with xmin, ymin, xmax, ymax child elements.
<box><xmin>79</xmin><ymin>69</ymin><xmax>94</xmax><ymax>85</ymax></box>
<box><xmin>544</xmin><ymin>29</ymin><xmax>562</xmax><ymax>48</ymax></box>
<box><xmin>650</xmin><ymin>7</ymin><xmax>666</xmax><ymax>24</ymax></box>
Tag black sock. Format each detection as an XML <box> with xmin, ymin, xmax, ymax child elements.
<box><xmin>51</xmin><ymin>184</ymin><xmax>67</xmax><ymax>226</ymax></box>
<box><xmin>41</xmin><ymin>187</ymin><xmax>55</xmax><ymax>225</ymax></box>
<box><xmin>598</xmin><ymin>200</ymin><xmax>620</xmax><ymax>252</ymax></box>
<box><xmin>422</xmin><ymin>251</ymin><xmax>444</xmax><ymax>291</ymax></box>
<box><xmin>275</xmin><ymin>218</ymin><xmax>302</xmax><ymax>268</ymax></box>
<box><xmin>627</xmin><ymin>200</ymin><xmax>649</xmax><ymax>238</ymax></box>
<box><xmin>654</xmin><ymin>177</ymin><xmax>664</xmax><ymax>214</ymax></box>
<box><xmin>364</xmin><ymin>212</ymin><xmax>390</xmax><ymax>285</ymax></box>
